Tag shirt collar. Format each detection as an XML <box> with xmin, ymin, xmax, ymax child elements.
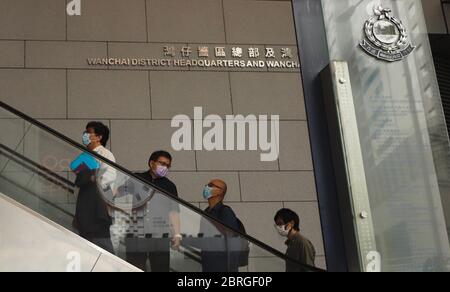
<box><xmin>92</xmin><ymin>145</ymin><xmax>104</xmax><ymax>152</ymax></box>
<box><xmin>285</xmin><ymin>232</ymin><xmax>301</xmax><ymax>245</ymax></box>
<box><xmin>208</xmin><ymin>202</ymin><xmax>224</xmax><ymax>213</ymax></box>
<box><xmin>147</xmin><ymin>170</ymin><xmax>164</xmax><ymax>182</ymax></box>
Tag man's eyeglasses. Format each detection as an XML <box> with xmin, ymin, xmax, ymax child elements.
<box><xmin>156</xmin><ymin>160</ymin><xmax>171</xmax><ymax>168</ymax></box>
<box><xmin>207</xmin><ymin>182</ymin><xmax>224</xmax><ymax>191</ymax></box>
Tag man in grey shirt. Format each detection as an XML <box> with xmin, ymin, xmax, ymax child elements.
<box><xmin>274</xmin><ymin>208</ymin><xmax>316</xmax><ymax>272</ymax></box>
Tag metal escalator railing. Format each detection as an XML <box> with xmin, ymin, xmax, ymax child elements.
<box><xmin>0</xmin><ymin>143</ymin><xmax>75</xmax><ymax>194</ymax></box>
<box><xmin>0</xmin><ymin>142</ymin><xmax>204</xmax><ymax>269</ymax></box>
<box><xmin>0</xmin><ymin>100</ymin><xmax>324</xmax><ymax>272</ymax></box>
<box><xmin>0</xmin><ymin>143</ymin><xmax>76</xmax><ymax>225</ymax></box>
<box><xmin>0</xmin><ymin>144</ymin><xmax>75</xmax><ymax>217</ymax></box>
<box><xmin>0</xmin><ymin>191</ymin><xmax>141</xmax><ymax>272</ymax></box>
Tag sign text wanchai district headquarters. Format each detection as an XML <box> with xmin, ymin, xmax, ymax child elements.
<box><xmin>87</xmin><ymin>45</ymin><xmax>300</xmax><ymax>70</ymax></box>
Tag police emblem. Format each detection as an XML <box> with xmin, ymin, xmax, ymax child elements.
<box><xmin>360</xmin><ymin>6</ymin><xmax>415</xmax><ymax>62</ymax></box>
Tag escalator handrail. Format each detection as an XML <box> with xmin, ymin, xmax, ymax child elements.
<box><xmin>0</xmin><ymin>174</ymin><xmax>75</xmax><ymax>218</ymax></box>
<box><xmin>0</xmin><ymin>150</ymin><xmax>76</xmax><ymax>217</ymax></box>
<box><xmin>0</xmin><ymin>143</ymin><xmax>76</xmax><ymax>191</ymax></box>
<box><xmin>0</xmin><ymin>146</ymin><xmax>75</xmax><ymax>195</ymax></box>
<box><xmin>178</xmin><ymin>245</ymin><xmax>202</xmax><ymax>265</ymax></box>
<box><xmin>0</xmin><ymin>100</ymin><xmax>324</xmax><ymax>272</ymax></box>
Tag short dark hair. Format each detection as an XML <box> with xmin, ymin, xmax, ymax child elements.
<box><xmin>149</xmin><ymin>150</ymin><xmax>173</xmax><ymax>164</ymax></box>
<box><xmin>86</xmin><ymin>122</ymin><xmax>110</xmax><ymax>147</ymax></box>
<box><xmin>274</xmin><ymin>209</ymin><xmax>300</xmax><ymax>231</ymax></box>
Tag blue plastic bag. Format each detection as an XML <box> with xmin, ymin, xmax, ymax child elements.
<box><xmin>70</xmin><ymin>152</ymin><xmax>100</xmax><ymax>173</ymax></box>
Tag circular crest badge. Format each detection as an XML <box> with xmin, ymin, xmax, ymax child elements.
<box><xmin>360</xmin><ymin>6</ymin><xmax>415</xmax><ymax>62</ymax></box>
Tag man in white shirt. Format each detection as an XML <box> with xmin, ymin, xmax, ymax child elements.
<box><xmin>73</xmin><ymin>121</ymin><xmax>116</xmax><ymax>254</ymax></box>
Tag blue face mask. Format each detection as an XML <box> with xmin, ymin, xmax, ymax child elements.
<box><xmin>82</xmin><ymin>132</ymin><xmax>91</xmax><ymax>146</ymax></box>
<box><xmin>203</xmin><ymin>185</ymin><xmax>214</xmax><ymax>200</ymax></box>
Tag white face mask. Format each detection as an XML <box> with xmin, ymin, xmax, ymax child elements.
<box><xmin>275</xmin><ymin>224</ymin><xmax>290</xmax><ymax>237</ymax></box>
<box><xmin>82</xmin><ymin>132</ymin><xmax>91</xmax><ymax>146</ymax></box>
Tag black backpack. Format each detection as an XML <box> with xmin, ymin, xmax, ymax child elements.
<box><xmin>235</xmin><ymin>217</ymin><xmax>250</xmax><ymax>267</ymax></box>
<box><xmin>217</xmin><ymin>205</ymin><xmax>250</xmax><ymax>267</ymax></box>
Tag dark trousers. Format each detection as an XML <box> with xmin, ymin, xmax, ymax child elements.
<box><xmin>126</xmin><ymin>251</ymin><xmax>170</xmax><ymax>272</ymax></box>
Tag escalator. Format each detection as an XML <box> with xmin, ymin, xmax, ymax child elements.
<box><xmin>0</xmin><ymin>100</ymin><xmax>323</xmax><ymax>272</ymax></box>
<box><xmin>0</xmin><ymin>191</ymin><xmax>141</xmax><ymax>272</ymax></box>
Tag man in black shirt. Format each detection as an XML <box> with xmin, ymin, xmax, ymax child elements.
<box><xmin>200</xmin><ymin>179</ymin><xmax>240</xmax><ymax>272</ymax></box>
<box><xmin>126</xmin><ymin>151</ymin><xmax>181</xmax><ymax>272</ymax></box>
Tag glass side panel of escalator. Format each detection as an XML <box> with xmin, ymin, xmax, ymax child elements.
<box><xmin>0</xmin><ymin>102</ymin><xmax>320</xmax><ymax>272</ymax></box>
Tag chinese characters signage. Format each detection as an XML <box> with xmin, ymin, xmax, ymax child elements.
<box><xmin>87</xmin><ymin>45</ymin><xmax>300</xmax><ymax>70</ymax></box>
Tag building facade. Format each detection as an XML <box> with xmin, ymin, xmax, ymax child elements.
<box><xmin>0</xmin><ymin>0</ymin><xmax>450</xmax><ymax>272</ymax></box>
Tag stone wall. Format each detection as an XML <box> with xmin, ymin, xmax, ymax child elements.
<box><xmin>0</xmin><ymin>0</ymin><xmax>326</xmax><ymax>270</ymax></box>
